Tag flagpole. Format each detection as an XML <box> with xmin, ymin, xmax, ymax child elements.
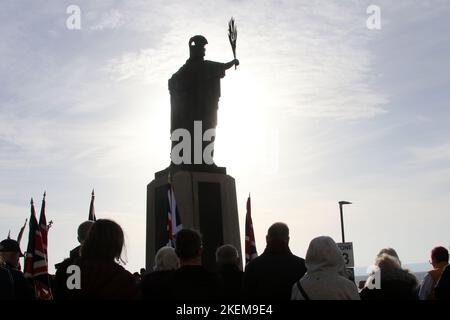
<box><xmin>17</xmin><ymin>218</ymin><xmax>28</xmax><ymax>244</ymax></box>
<box><xmin>338</xmin><ymin>201</ymin><xmax>352</xmax><ymax>243</ymax></box>
<box><xmin>89</xmin><ymin>189</ymin><xmax>96</xmax><ymax>221</ymax></box>
<box><xmin>245</xmin><ymin>193</ymin><xmax>257</xmax><ymax>265</ymax></box>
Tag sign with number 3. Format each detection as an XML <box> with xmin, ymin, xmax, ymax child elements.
<box><xmin>336</xmin><ymin>242</ymin><xmax>354</xmax><ymax>268</ymax></box>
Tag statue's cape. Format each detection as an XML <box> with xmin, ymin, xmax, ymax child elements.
<box><xmin>169</xmin><ymin>60</ymin><xmax>226</xmax><ymax>131</ymax></box>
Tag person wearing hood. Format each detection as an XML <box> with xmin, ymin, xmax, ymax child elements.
<box><xmin>243</xmin><ymin>222</ymin><xmax>306</xmax><ymax>300</ymax></box>
<box><xmin>291</xmin><ymin>236</ymin><xmax>360</xmax><ymax>300</ymax></box>
<box><xmin>360</xmin><ymin>251</ymin><xmax>419</xmax><ymax>300</ymax></box>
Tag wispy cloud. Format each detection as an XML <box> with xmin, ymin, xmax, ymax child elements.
<box><xmin>409</xmin><ymin>143</ymin><xmax>450</xmax><ymax>163</ymax></box>
<box><xmin>89</xmin><ymin>9</ymin><xmax>124</xmax><ymax>31</ymax></box>
<box><xmin>103</xmin><ymin>1</ymin><xmax>389</xmax><ymax>120</ymax></box>
<box><xmin>233</xmin><ymin>1</ymin><xmax>390</xmax><ymax>120</ymax></box>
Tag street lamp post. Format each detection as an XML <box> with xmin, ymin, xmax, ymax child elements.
<box><xmin>338</xmin><ymin>201</ymin><xmax>352</xmax><ymax>243</ymax></box>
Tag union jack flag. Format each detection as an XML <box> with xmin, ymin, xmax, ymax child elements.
<box><xmin>167</xmin><ymin>185</ymin><xmax>182</xmax><ymax>248</ymax></box>
<box><xmin>245</xmin><ymin>194</ymin><xmax>258</xmax><ymax>265</ymax></box>
<box><xmin>39</xmin><ymin>192</ymin><xmax>51</xmax><ymax>263</ymax></box>
<box><xmin>24</xmin><ymin>196</ymin><xmax>53</xmax><ymax>300</ymax></box>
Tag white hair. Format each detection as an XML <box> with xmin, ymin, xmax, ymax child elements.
<box><xmin>154</xmin><ymin>246</ymin><xmax>179</xmax><ymax>271</ymax></box>
<box><xmin>216</xmin><ymin>244</ymin><xmax>239</xmax><ymax>267</ymax></box>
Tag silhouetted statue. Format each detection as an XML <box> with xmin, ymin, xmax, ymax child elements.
<box><xmin>169</xmin><ymin>35</ymin><xmax>239</xmax><ymax>168</ymax></box>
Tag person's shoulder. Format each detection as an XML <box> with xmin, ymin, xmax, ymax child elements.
<box><xmin>0</xmin><ymin>266</ymin><xmax>12</xmax><ymax>280</ymax></box>
<box><xmin>142</xmin><ymin>270</ymin><xmax>174</xmax><ymax>287</ymax></box>
<box><xmin>195</xmin><ymin>266</ymin><xmax>218</xmax><ymax>278</ymax></box>
<box><xmin>144</xmin><ymin>270</ymin><xmax>174</xmax><ymax>280</ymax></box>
<box><xmin>291</xmin><ymin>253</ymin><xmax>305</xmax><ymax>262</ymax></box>
<box><xmin>112</xmin><ymin>264</ymin><xmax>140</xmax><ymax>293</ymax></box>
<box><xmin>112</xmin><ymin>262</ymin><xmax>134</xmax><ymax>276</ymax></box>
<box><xmin>9</xmin><ymin>268</ymin><xmax>30</xmax><ymax>285</ymax></box>
<box><xmin>337</xmin><ymin>277</ymin><xmax>360</xmax><ymax>298</ymax></box>
<box><xmin>55</xmin><ymin>256</ymin><xmax>75</xmax><ymax>271</ymax></box>
<box><xmin>220</xmin><ymin>264</ymin><xmax>243</xmax><ymax>274</ymax></box>
<box><xmin>341</xmin><ymin>276</ymin><xmax>359</xmax><ymax>289</ymax></box>
<box><xmin>90</xmin><ymin>260</ymin><xmax>135</xmax><ymax>282</ymax></box>
<box><xmin>244</xmin><ymin>255</ymin><xmax>265</xmax><ymax>271</ymax></box>
<box><xmin>440</xmin><ymin>265</ymin><xmax>450</xmax><ymax>279</ymax></box>
<box><xmin>9</xmin><ymin>268</ymin><xmax>25</xmax><ymax>278</ymax></box>
<box><xmin>174</xmin><ymin>265</ymin><xmax>201</xmax><ymax>276</ymax></box>
<box><xmin>186</xmin><ymin>266</ymin><xmax>219</xmax><ymax>277</ymax></box>
<box><xmin>289</xmin><ymin>254</ymin><xmax>306</xmax><ymax>266</ymax></box>
<box><xmin>423</xmin><ymin>272</ymin><xmax>433</xmax><ymax>281</ymax></box>
<box><xmin>401</xmin><ymin>269</ymin><xmax>419</xmax><ymax>286</ymax></box>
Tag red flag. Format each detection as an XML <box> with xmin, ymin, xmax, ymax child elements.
<box><xmin>245</xmin><ymin>194</ymin><xmax>258</xmax><ymax>265</ymax></box>
<box><xmin>24</xmin><ymin>198</ymin><xmax>53</xmax><ymax>300</ymax></box>
<box><xmin>39</xmin><ymin>192</ymin><xmax>49</xmax><ymax>262</ymax></box>
<box><xmin>88</xmin><ymin>189</ymin><xmax>96</xmax><ymax>221</ymax></box>
<box><xmin>167</xmin><ymin>185</ymin><xmax>182</xmax><ymax>247</ymax></box>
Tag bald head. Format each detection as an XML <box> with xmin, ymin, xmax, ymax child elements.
<box><xmin>77</xmin><ymin>220</ymin><xmax>94</xmax><ymax>244</ymax></box>
<box><xmin>266</xmin><ymin>222</ymin><xmax>290</xmax><ymax>246</ymax></box>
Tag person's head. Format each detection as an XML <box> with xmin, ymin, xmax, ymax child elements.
<box><xmin>0</xmin><ymin>239</ymin><xmax>23</xmax><ymax>269</ymax></box>
<box><xmin>266</xmin><ymin>222</ymin><xmax>290</xmax><ymax>248</ymax></box>
<box><xmin>80</xmin><ymin>219</ymin><xmax>125</xmax><ymax>263</ymax></box>
<box><xmin>375</xmin><ymin>253</ymin><xmax>402</xmax><ymax>270</ymax></box>
<box><xmin>305</xmin><ymin>236</ymin><xmax>345</xmax><ymax>275</ymax></box>
<box><xmin>377</xmin><ymin>248</ymin><xmax>401</xmax><ymax>266</ymax></box>
<box><xmin>77</xmin><ymin>220</ymin><xmax>94</xmax><ymax>244</ymax></box>
<box><xmin>175</xmin><ymin>229</ymin><xmax>202</xmax><ymax>265</ymax></box>
<box><xmin>216</xmin><ymin>244</ymin><xmax>240</xmax><ymax>268</ymax></box>
<box><xmin>188</xmin><ymin>35</ymin><xmax>207</xmax><ymax>60</ymax></box>
<box><xmin>430</xmin><ymin>246</ymin><xmax>449</xmax><ymax>267</ymax></box>
<box><xmin>154</xmin><ymin>246</ymin><xmax>180</xmax><ymax>271</ymax></box>
<box><xmin>140</xmin><ymin>268</ymin><xmax>146</xmax><ymax>276</ymax></box>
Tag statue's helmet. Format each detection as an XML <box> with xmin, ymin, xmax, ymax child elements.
<box><xmin>189</xmin><ymin>35</ymin><xmax>208</xmax><ymax>48</ymax></box>
<box><xmin>189</xmin><ymin>35</ymin><xmax>208</xmax><ymax>59</ymax></box>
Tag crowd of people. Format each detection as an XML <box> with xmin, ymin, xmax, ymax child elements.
<box><xmin>1</xmin><ymin>219</ymin><xmax>449</xmax><ymax>300</ymax></box>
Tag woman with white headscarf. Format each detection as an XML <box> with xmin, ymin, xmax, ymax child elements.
<box><xmin>291</xmin><ymin>236</ymin><xmax>360</xmax><ymax>300</ymax></box>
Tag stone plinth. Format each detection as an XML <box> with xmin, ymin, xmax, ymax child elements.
<box><xmin>146</xmin><ymin>169</ymin><xmax>241</xmax><ymax>272</ymax></box>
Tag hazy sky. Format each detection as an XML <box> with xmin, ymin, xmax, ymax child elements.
<box><xmin>1</xmin><ymin>0</ymin><xmax>449</xmax><ymax>274</ymax></box>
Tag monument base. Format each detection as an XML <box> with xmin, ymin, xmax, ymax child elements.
<box><xmin>146</xmin><ymin>168</ymin><xmax>241</xmax><ymax>272</ymax></box>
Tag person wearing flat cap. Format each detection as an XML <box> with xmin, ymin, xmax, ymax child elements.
<box><xmin>0</xmin><ymin>238</ymin><xmax>35</xmax><ymax>300</ymax></box>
